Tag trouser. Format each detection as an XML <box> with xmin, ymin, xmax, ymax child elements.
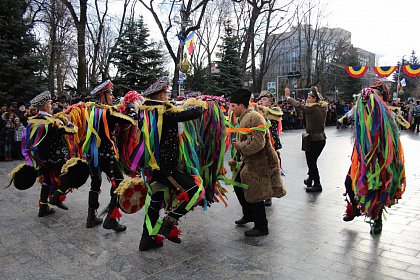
<box><xmin>305</xmin><ymin>140</ymin><xmax>326</xmax><ymax>183</ymax></box>
<box><xmin>142</xmin><ymin>170</ymin><xmax>200</xmax><ymax>236</ymax></box>
<box><xmin>234</xmin><ymin>174</ymin><xmax>267</xmax><ymax>229</ymax></box>
<box><xmin>38</xmin><ymin>165</ymin><xmax>65</xmax><ymax>205</ymax></box>
<box><xmin>89</xmin><ymin>156</ymin><xmax>124</xmax><ymax>212</ymax></box>
<box><xmin>415</xmin><ymin>116</ymin><xmax>420</xmax><ymax>132</ymax></box>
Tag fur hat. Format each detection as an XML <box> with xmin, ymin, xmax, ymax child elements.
<box><xmin>230</xmin><ymin>88</ymin><xmax>252</xmax><ymax>106</ymax></box>
<box><xmin>91</xmin><ymin>80</ymin><xmax>114</xmax><ymax>98</ymax></box>
<box><xmin>60</xmin><ymin>158</ymin><xmax>89</xmax><ymax>189</ymax></box>
<box><xmin>259</xmin><ymin>91</ymin><xmax>275</xmax><ymax>103</ymax></box>
<box><xmin>30</xmin><ymin>91</ymin><xmax>52</xmax><ymax>107</ymax></box>
<box><xmin>370</xmin><ymin>80</ymin><xmax>390</xmax><ymax>102</ymax></box>
<box><xmin>142</xmin><ymin>76</ymin><xmax>170</xmax><ymax>97</ymax></box>
<box><xmin>7</xmin><ymin>164</ymin><xmax>37</xmax><ymax>190</ymax></box>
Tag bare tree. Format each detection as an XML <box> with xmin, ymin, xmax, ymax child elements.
<box><xmin>295</xmin><ymin>0</ymin><xmax>350</xmax><ymax>89</ymax></box>
<box><xmin>252</xmin><ymin>0</ymin><xmax>297</xmax><ymax>92</ymax></box>
<box><xmin>191</xmin><ymin>0</ymin><xmax>230</xmax><ymax>73</ymax></box>
<box><xmin>138</xmin><ymin>0</ymin><xmax>211</xmax><ymax>95</ymax></box>
<box><xmin>59</xmin><ymin>0</ymin><xmax>88</xmax><ymax>95</ymax></box>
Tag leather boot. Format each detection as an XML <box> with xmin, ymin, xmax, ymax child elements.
<box><xmin>103</xmin><ymin>215</ymin><xmax>126</xmax><ymax>232</ymax></box>
<box><xmin>370</xmin><ymin>210</ymin><xmax>383</xmax><ymax>235</ymax></box>
<box><xmin>139</xmin><ymin>234</ymin><xmax>164</xmax><ymax>251</ymax></box>
<box><xmin>245</xmin><ymin>222</ymin><xmax>269</xmax><ymax>237</ymax></box>
<box><xmin>86</xmin><ymin>208</ymin><xmax>103</xmax><ymax>228</ymax></box>
<box><xmin>38</xmin><ymin>203</ymin><xmax>55</xmax><ymax>217</ymax></box>
<box><xmin>158</xmin><ymin>217</ymin><xmax>181</xmax><ymax>244</ymax></box>
<box><xmin>343</xmin><ymin>202</ymin><xmax>360</xmax><ymax>222</ymax></box>
<box><xmin>235</xmin><ymin>216</ymin><xmax>254</xmax><ymax>225</ymax></box>
<box><xmin>304</xmin><ymin>177</ymin><xmax>312</xmax><ymax>187</ymax></box>
<box><xmin>49</xmin><ymin>190</ymin><xmax>68</xmax><ymax>210</ymax></box>
<box><xmin>306</xmin><ymin>182</ymin><xmax>322</xmax><ymax>192</ymax></box>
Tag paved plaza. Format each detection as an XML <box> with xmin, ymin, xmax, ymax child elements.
<box><xmin>0</xmin><ymin>127</ymin><xmax>419</xmax><ymax>280</ymax></box>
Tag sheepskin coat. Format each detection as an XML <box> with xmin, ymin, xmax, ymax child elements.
<box><xmin>236</xmin><ymin>109</ymin><xmax>285</xmax><ymax>203</ymax></box>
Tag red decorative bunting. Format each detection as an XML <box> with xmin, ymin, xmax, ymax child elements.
<box><xmin>346</xmin><ymin>66</ymin><xmax>369</xmax><ymax>78</ymax></box>
<box><xmin>402</xmin><ymin>64</ymin><xmax>420</xmax><ymax>78</ymax></box>
<box><xmin>373</xmin><ymin>66</ymin><xmax>397</xmax><ymax>78</ymax></box>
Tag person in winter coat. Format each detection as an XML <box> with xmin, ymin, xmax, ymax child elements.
<box><xmin>230</xmin><ymin>88</ymin><xmax>286</xmax><ymax>237</ymax></box>
<box><xmin>285</xmin><ymin>86</ymin><xmax>327</xmax><ymax>192</ymax></box>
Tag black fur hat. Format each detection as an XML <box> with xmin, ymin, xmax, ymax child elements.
<box><xmin>8</xmin><ymin>164</ymin><xmax>37</xmax><ymax>190</ymax></box>
<box><xmin>60</xmin><ymin>158</ymin><xmax>89</xmax><ymax>189</ymax></box>
<box><xmin>230</xmin><ymin>88</ymin><xmax>252</xmax><ymax>107</ymax></box>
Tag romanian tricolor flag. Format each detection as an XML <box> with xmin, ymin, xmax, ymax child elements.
<box><xmin>184</xmin><ymin>31</ymin><xmax>195</xmax><ymax>55</ymax></box>
<box><xmin>373</xmin><ymin>66</ymin><xmax>397</xmax><ymax>78</ymax></box>
<box><xmin>345</xmin><ymin>66</ymin><xmax>368</xmax><ymax>78</ymax></box>
<box><xmin>402</xmin><ymin>64</ymin><xmax>420</xmax><ymax>78</ymax></box>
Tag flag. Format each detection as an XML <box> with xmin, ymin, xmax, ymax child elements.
<box><xmin>400</xmin><ymin>78</ymin><xmax>407</xmax><ymax>87</ymax></box>
<box><xmin>184</xmin><ymin>31</ymin><xmax>195</xmax><ymax>55</ymax></box>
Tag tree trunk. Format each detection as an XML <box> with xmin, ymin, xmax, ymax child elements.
<box><xmin>48</xmin><ymin>0</ymin><xmax>57</xmax><ymax>94</ymax></box>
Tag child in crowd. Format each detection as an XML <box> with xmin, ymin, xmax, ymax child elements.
<box><xmin>14</xmin><ymin>118</ymin><xmax>25</xmax><ymax>159</ymax></box>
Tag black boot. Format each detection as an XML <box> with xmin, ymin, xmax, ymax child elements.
<box><xmin>235</xmin><ymin>216</ymin><xmax>254</xmax><ymax>225</ymax></box>
<box><xmin>139</xmin><ymin>234</ymin><xmax>164</xmax><ymax>251</ymax></box>
<box><xmin>370</xmin><ymin>213</ymin><xmax>383</xmax><ymax>235</ymax></box>
<box><xmin>86</xmin><ymin>208</ymin><xmax>103</xmax><ymax>228</ymax></box>
<box><xmin>158</xmin><ymin>217</ymin><xmax>181</xmax><ymax>244</ymax></box>
<box><xmin>306</xmin><ymin>182</ymin><xmax>322</xmax><ymax>192</ymax></box>
<box><xmin>245</xmin><ymin>222</ymin><xmax>269</xmax><ymax>237</ymax></box>
<box><xmin>103</xmin><ymin>215</ymin><xmax>126</xmax><ymax>232</ymax></box>
<box><xmin>49</xmin><ymin>190</ymin><xmax>68</xmax><ymax>210</ymax></box>
<box><xmin>38</xmin><ymin>203</ymin><xmax>55</xmax><ymax>217</ymax></box>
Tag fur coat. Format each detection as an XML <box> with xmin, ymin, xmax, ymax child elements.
<box><xmin>236</xmin><ymin>109</ymin><xmax>285</xmax><ymax>203</ymax></box>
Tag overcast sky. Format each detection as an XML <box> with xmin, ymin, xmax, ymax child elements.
<box><xmin>110</xmin><ymin>0</ymin><xmax>419</xmax><ymax>66</ymax></box>
<box><xmin>323</xmin><ymin>0</ymin><xmax>419</xmax><ymax>65</ymax></box>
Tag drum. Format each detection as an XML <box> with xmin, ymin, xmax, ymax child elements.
<box><xmin>115</xmin><ymin>177</ymin><xmax>147</xmax><ymax>214</ymax></box>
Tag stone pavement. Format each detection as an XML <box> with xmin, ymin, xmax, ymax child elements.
<box><xmin>0</xmin><ymin>127</ymin><xmax>419</xmax><ymax>280</ymax></box>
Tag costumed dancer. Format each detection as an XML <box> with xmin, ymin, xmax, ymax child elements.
<box><xmin>138</xmin><ymin>76</ymin><xmax>205</xmax><ymax>251</ymax></box>
<box><xmin>342</xmin><ymin>81</ymin><xmax>406</xmax><ymax>235</ymax></box>
<box><xmin>285</xmin><ymin>86</ymin><xmax>327</xmax><ymax>192</ymax></box>
<box><xmin>21</xmin><ymin>91</ymin><xmax>77</xmax><ymax>217</ymax></box>
<box><xmin>229</xmin><ymin>89</ymin><xmax>286</xmax><ymax>237</ymax></box>
<box><xmin>84</xmin><ymin>80</ymin><xmax>136</xmax><ymax>231</ymax></box>
<box><xmin>256</xmin><ymin>90</ymin><xmax>283</xmax><ymax>206</ymax></box>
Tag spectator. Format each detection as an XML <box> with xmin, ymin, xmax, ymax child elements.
<box><xmin>13</xmin><ymin>118</ymin><xmax>25</xmax><ymax>159</ymax></box>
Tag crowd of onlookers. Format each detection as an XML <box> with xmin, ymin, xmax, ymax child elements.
<box><xmin>1</xmin><ymin>94</ymin><xmax>420</xmax><ymax>161</ymax></box>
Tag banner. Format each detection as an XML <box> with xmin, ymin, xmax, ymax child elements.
<box><xmin>184</xmin><ymin>31</ymin><xmax>195</xmax><ymax>55</ymax></box>
<box><xmin>345</xmin><ymin>66</ymin><xmax>369</xmax><ymax>78</ymax></box>
<box><xmin>373</xmin><ymin>66</ymin><xmax>397</xmax><ymax>78</ymax></box>
<box><xmin>402</xmin><ymin>64</ymin><xmax>420</xmax><ymax>78</ymax></box>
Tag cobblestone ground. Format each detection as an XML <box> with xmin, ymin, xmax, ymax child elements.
<box><xmin>0</xmin><ymin>126</ymin><xmax>419</xmax><ymax>280</ymax></box>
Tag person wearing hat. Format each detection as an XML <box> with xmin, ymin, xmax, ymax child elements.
<box><xmin>229</xmin><ymin>88</ymin><xmax>285</xmax><ymax>237</ymax></box>
<box><xmin>285</xmin><ymin>86</ymin><xmax>327</xmax><ymax>192</ymax></box>
<box><xmin>84</xmin><ymin>79</ymin><xmax>136</xmax><ymax>232</ymax></box>
<box><xmin>23</xmin><ymin>91</ymin><xmax>77</xmax><ymax>217</ymax></box>
<box><xmin>342</xmin><ymin>81</ymin><xmax>406</xmax><ymax>235</ymax></box>
<box><xmin>138</xmin><ymin>76</ymin><xmax>206</xmax><ymax>251</ymax></box>
<box><xmin>412</xmin><ymin>99</ymin><xmax>420</xmax><ymax>133</ymax></box>
<box><xmin>257</xmin><ymin>91</ymin><xmax>284</xmax><ymax>206</ymax></box>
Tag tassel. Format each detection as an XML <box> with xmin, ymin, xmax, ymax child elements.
<box><xmin>345</xmin><ymin>201</ymin><xmax>354</xmax><ymax>217</ymax></box>
<box><xmin>153</xmin><ymin>235</ymin><xmax>165</xmax><ymax>246</ymax></box>
<box><xmin>168</xmin><ymin>225</ymin><xmax>181</xmax><ymax>240</ymax></box>
<box><xmin>176</xmin><ymin>191</ymin><xmax>190</xmax><ymax>202</ymax></box>
<box><xmin>110</xmin><ymin>207</ymin><xmax>123</xmax><ymax>219</ymax></box>
<box><xmin>59</xmin><ymin>194</ymin><xmax>66</xmax><ymax>202</ymax></box>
